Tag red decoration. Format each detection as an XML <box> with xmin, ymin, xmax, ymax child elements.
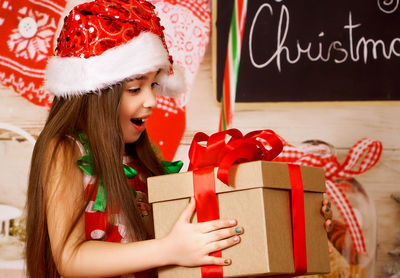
<box><xmin>0</xmin><ymin>0</ymin><xmax>66</xmax><ymax>107</ymax></box>
<box><xmin>188</xmin><ymin>129</ymin><xmax>285</xmax><ymax>277</ymax></box>
<box><xmin>55</xmin><ymin>0</ymin><xmax>171</xmax><ymax>62</ymax></box>
<box><xmin>193</xmin><ymin>167</ymin><xmax>222</xmax><ymax>278</ymax></box>
<box><xmin>275</xmin><ymin>137</ymin><xmax>383</xmax><ymax>254</ymax></box>
<box><xmin>286</xmin><ymin>164</ymin><xmax>307</xmax><ymax>276</ymax></box>
<box><xmin>146</xmin><ymin>96</ymin><xmax>185</xmax><ymax>161</ymax></box>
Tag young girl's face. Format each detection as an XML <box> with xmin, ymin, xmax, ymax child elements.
<box><xmin>120</xmin><ymin>70</ymin><xmax>159</xmax><ymax>143</ymax></box>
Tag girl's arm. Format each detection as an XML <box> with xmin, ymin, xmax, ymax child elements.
<box><xmin>45</xmin><ymin>142</ymin><xmax>242</xmax><ymax>277</ymax></box>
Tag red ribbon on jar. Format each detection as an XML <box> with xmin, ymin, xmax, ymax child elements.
<box><xmin>188</xmin><ymin>129</ymin><xmax>308</xmax><ymax>277</ymax></box>
<box><xmin>275</xmin><ymin>138</ymin><xmax>383</xmax><ymax>254</ymax></box>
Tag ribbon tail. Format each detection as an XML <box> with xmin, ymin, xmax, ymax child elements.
<box><xmin>201</xmin><ymin>263</ymin><xmax>223</xmax><ymax>278</ymax></box>
<box><xmin>275</xmin><ymin>164</ymin><xmax>308</xmax><ymax>277</ymax></box>
<box><xmin>325</xmin><ymin>180</ymin><xmax>367</xmax><ymax>254</ymax></box>
<box><xmin>123</xmin><ymin>164</ymin><xmax>138</xmax><ymax>179</ymax></box>
<box><xmin>288</xmin><ymin>164</ymin><xmax>307</xmax><ymax>275</ymax></box>
<box><xmin>336</xmin><ymin>138</ymin><xmax>383</xmax><ymax>179</ymax></box>
<box><xmin>193</xmin><ymin>167</ymin><xmax>223</xmax><ymax>278</ymax></box>
<box><xmin>77</xmin><ymin>155</ymin><xmax>94</xmax><ymax>176</ymax></box>
<box><xmin>162</xmin><ymin>160</ymin><xmax>184</xmax><ymax>174</ymax></box>
<box><xmin>269</xmin><ymin>165</ymin><xmax>308</xmax><ymax>278</ymax></box>
<box><xmin>93</xmin><ymin>181</ymin><xmax>107</xmax><ymax>212</ymax></box>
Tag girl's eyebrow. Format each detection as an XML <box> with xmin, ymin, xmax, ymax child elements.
<box><xmin>125</xmin><ymin>75</ymin><xmax>145</xmax><ymax>82</ymax></box>
<box><xmin>125</xmin><ymin>69</ymin><xmax>162</xmax><ymax>83</ymax></box>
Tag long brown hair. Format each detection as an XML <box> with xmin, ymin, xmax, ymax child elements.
<box><xmin>25</xmin><ymin>83</ymin><xmax>165</xmax><ymax>278</ymax></box>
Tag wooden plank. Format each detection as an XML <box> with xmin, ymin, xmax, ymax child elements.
<box><xmin>0</xmin><ymin>87</ymin><xmax>48</xmax><ymax>138</ymax></box>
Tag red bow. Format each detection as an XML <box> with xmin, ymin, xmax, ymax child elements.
<box><xmin>188</xmin><ymin>129</ymin><xmax>289</xmax><ymax>277</ymax></box>
<box><xmin>188</xmin><ymin>129</ymin><xmax>283</xmax><ymax>181</ymax></box>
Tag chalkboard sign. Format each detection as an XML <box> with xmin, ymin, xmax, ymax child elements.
<box><xmin>215</xmin><ymin>0</ymin><xmax>400</xmax><ymax>102</ymax></box>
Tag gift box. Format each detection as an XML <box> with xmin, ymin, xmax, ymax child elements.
<box><xmin>148</xmin><ymin>160</ymin><xmax>330</xmax><ymax>277</ymax></box>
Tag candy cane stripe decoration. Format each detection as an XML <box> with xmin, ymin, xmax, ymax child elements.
<box><xmin>219</xmin><ymin>0</ymin><xmax>248</xmax><ymax>131</ymax></box>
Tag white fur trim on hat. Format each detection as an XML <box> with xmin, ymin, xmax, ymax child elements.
<box><xmin>45</xmin><ymin>32</ymin><xmax>178</xmax><ymax>97</ymax></box>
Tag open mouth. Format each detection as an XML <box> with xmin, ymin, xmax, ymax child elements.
<box><xmin>130</xmin><ymin>118</ymin><xmax>146</xmax><ymax>126</ymax></box>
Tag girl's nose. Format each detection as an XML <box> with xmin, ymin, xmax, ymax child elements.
<box><xmin>143</xmin><ymin>87</ymin><xmax>157</xmax><ymax>109</ymax></box>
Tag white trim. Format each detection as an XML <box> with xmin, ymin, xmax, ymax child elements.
<box><xmin>0</xmin><ymin>56</ymin><xmax>45</xmax><ymax>74</ymax></box>
<box><xmin>29</xmin><ymin>0</ymin><xmax>64</xmax><ymax>13</ymax></box>
<box><xmin>45</xmin><ymin>32</ymin><xmax>173</xmax><ymax>97</ymax></box>
<box><xmin>0</xmin><ymin>123</ymin><xmax>36</xmax><ymax>145</ymax></box>
<box><xmin>0</xmin><ymin>61</ymin><xmax>44</xmax><ymax>78</ymax></box>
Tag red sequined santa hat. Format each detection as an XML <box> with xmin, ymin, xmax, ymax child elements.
<box><xmin>45</xmin><ymin>0</ymin><xmax>185</xmax><ymax>97</ymax></box>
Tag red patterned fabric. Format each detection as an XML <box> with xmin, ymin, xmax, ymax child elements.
<box><xmin>0</xmin><ymin>0</ymin><xmax>66</xmax><ymax>107</ymax></box>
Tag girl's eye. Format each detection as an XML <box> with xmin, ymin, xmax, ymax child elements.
<box><xmin>128</xmin><ymin>88</ymin><xmax>140</xmax><ymax>94</ymax></box>
<box><xmin>151</xmin><ymin>82</ymin><xmax>159</xmax><ymax>88</ymax></box>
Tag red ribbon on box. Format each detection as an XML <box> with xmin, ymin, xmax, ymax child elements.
<box><xmin>188</xmin><ymin>129</ymin><xmax>308</xmax><ymax>277</ymax></box>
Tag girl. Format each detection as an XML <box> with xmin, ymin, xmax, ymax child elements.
<box><xmin>25</xmin><ymin>0</ymin><xmax>332</xmax><ymax>277</ymax></box>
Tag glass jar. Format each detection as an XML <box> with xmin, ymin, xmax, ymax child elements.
<box><xmin>298</xmin><ymin>140</ymin><xmax>377</xmax><ymax>278</ymax></box>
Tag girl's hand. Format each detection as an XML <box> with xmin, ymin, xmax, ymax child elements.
<box><xmin>162</xmin><ymin>198</ymin><xmax>243</xmax><ymax>267</ymax></box>
<box><xmin>321</xmin><ymin>197</ymin><xmax>333</xmax><ymax>232</ymax></box>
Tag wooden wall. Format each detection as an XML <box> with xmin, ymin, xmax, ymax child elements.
<box><xmin>0</xmin><ymin>44</ymin><xmax>399</xmax><ymax>276</ymax></box>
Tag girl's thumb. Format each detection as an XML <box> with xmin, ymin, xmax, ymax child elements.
<box><xmin>178</xmin><ymin>197</ymin><xmax>196</xmax><ymax>223</ymax></box>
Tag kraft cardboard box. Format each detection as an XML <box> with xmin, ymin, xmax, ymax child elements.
<box><xmin>148</xmin><ymin>160</ymin><xmax>330</xmax><ymax>277</ymax></box>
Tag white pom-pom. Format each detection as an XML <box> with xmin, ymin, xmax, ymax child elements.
<box><xmin>157</xmin><ymin>64</ymin><xmax>187</xmax><ymax>98</ymax></box>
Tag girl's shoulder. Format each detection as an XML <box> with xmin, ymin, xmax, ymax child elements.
<box><xmin>42</xmin><ymin>135</ymin><xmax>83</xmax><ymax>175</ymax></box>
<box><xmin>41</xmin><ymin>135</ymin><xmax>85</xmax><ymax>211</ymax></box>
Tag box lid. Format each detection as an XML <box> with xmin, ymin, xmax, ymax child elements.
<box><xmin>148</xmin><ymin>160</ymin><xmax>326</xmax><ymax>203</ymax></box>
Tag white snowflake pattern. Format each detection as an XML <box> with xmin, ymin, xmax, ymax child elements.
<box><xmin>7</xmin><ymin>6</ymin><xmax>57</xmax><ymax>62</ymax></box>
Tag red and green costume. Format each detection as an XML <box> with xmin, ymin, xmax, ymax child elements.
<box><xmin>75</xmin><ymin>133</ymin><xmax>182</xmax><ymax>278</ymax></box>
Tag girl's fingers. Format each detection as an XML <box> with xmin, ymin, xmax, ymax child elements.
<box><xmin>321</xmin><ymin>198</ymin><xmax>333</xmax><ymax>232</ymax></box>
<box><xmin>178</xmin><ymin>197</ymin><xmax>196</xmax><ymax>223</ymax></box>
<box><xmin>321</xmin><ymin>205</ymin><xmax>333</xmax><ymax>220</ymax></box>
<box><xmin>197</xmin><ymin>219</ymin><xmax>237</xmax><ymax>233</ymax></box>
<box><xmin>204</xmin><ymin>256</ymin><xmax>232</xmax><ymax>266</ymax></box>
<box><xmin>209</xmin><ymin>226</ymin><xmax>244</xmax><ymax>242</ymax></box>
<box><xmin>206</xmin><ymin>235</ymin><xmax>241</xmax><ymax>254</ymax></box>
<box><xmin>321</xmin><ymin>198</ymin><xmax>333</xmax><ymax>220</ymax></box>
<box><xmin>322</xmin><ymin>198</ymin><xmax>331</xmax><ymax>208</ymax></box>
<box><xmin>325</xmin><ymin>219</ymin><xmax>333</xmax><ymax>233</ymax></box>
